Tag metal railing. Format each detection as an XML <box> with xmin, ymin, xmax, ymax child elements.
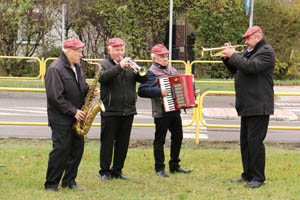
<box><xmin>195</xmin><ymin>91</ymin><xmax>300</xmax><ymax>143</ymax></box>
<box><xmin>0</xmin><ymin>87</ymin><xmax>198</xmax><ymax>132</ymax></box>
<box><xmin>0</xmin><ymin>56</ymin><xmax>42</xmax><ymax>80</ymax></box>
<box><xmin>1</xmin><ymin>58</ymin><xmax>300</xmax><ymax>144</ymax></box>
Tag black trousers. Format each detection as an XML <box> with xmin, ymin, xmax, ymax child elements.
<box><xmin>99</xmin><ymin>115</ymin><xmax>134</xmax><ymax>176</ymax></box>
<box><xmin>44</xmin><ymin>124</ymin><xmax>84</xmax><ymax>189</ymax></box>
<box><xmin>240</xmin><ymin>115</ymin><xmax>269</xmax><ymax>183</ymax></box>
<box><xmin>153</xmin><ymin>115</ymin><xmax>183</xmax><ymax>172</ymax></box>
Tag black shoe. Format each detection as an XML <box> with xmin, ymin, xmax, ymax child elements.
<box><xmin>45</xmin><ymin>187</ymin><xmax>58</xmax><ymax>192</ymax></box>
<box><xmin>156</xmin><ymin>170</ymin><xmax>169</xmax><ymax>178</ymax></box>
<box><xmin>62</xmin><ymin>183</ymin><xmax>83</xmax><ymax>190</ymax></box>
<box><xmin>69</xmin><ymin>184</ymin><xmax>83</xmax><ymax>190</ymax></box>
<box><xmin>245</xmin><ymin>181</ymin><xmax>264</xmax><ymax>188</ymax></box>
<box><xmin>231</xmin><ymin>177</ymin><xmax>248</xmax><ymax>183</ymax></box>
<box><xmin>111</xmin><ymin>173</ymin><xmax>128</xmax><ymax>180</ymax></box>
<box><xmin>170</xmin><ymin>167</ymin><xmax>192</xmax><ymax>174</ymax></box>
<box><xmin>101</xmin><ymin>174</ymin><xmax>112</xmax><ymax>181</ymax></box>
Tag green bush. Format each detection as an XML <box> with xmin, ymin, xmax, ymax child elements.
<box><xmin>39</xmin><ymin>45</ymin><xmax>61</xmax><ymax>59</ymax></box>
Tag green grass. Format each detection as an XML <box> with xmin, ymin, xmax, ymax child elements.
<box><xmin>0</xmin><ymin>139</ymin><xmax>300</xmax><ymax>200</ymax></box>
<box><xmin>0</xmin><ymin>79</ymin><xmax>45</xmax><ymax>88</ymax></box>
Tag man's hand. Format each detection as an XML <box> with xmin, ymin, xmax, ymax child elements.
<box><xmin>221</xmin><ymin>42</ymin><xmax>236</xmax><ymax>58</ymax></box>
<box><xmin>119</xmin><ymin>57</ymin><xmax>131</xmax><ymax>68</ymax></box>
<box><xmin>221</xmin><ymin>48</ymin><xmax>236</xmax><ymax>58</ymax></box>
<box><xmin>195</xmin><ymin>88</ymin><xmax>200</xmax><ymax>96</ymax></box>
<box><xmin>75</xmin><ymin>109</ymin><xmax>86</xmax><ymax>121</ymax></box>
<box><xmin>93</xmin><ymin>88</ymin><xmax>100</xmax><ymax>97</ymax></box>
<box><xmin>161</xmin><ymin>89</ymin><xmax>168</xmax><ymax>97</ymax></box>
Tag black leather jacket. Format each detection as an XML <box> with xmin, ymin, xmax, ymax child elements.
<box><xmin>45</xmin><ymin>52</ymin><xmax>89</xmax><ymax>125</ymax></box>
<box><xmin>99</xmin><ymin>56</ymin><xmax>148</xmax><ymax>116</ymax></box>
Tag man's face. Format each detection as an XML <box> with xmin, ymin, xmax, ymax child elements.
<box><xmin>245</xmin><ymin>33</ymin><xmax>260</xmax><ymax>50</ymax></box>
<box><xmin>108</xmin><ymin>45</ymin><xmax>125</xmax><ymax>62</ymax></box>
<box><xmin>67</xmin><ymin>48</ymin><xmax>83</xmax><ymax>65</ymax></box>
<box><xmin>154</xmin><ymin>54</ymin><xmax>169</xmax><ymax>67</ymax></box>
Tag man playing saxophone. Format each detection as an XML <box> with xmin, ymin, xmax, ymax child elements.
<box><xmin>44</xmin><ymin>38</ymin><xmax>99</xmax><ymax>192</ymax></box>
<box><xmin>98</xmin><ymin>38</ymin><xmax>148</xmax><ymax>181</ymax></box>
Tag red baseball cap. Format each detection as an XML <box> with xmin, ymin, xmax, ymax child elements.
<box><xmin>108</xmin><ymin>38</ymin><xmax>126</xmax><ymax>47</ymax></box>
<box><xmin>64</xmin><ymin>38</ymin><xmax>85</xmax><ymax>49</ymax></box>
<box><xmin>242</xmin><ymin>26</ymin><xmax>262</xmax><ymax>38</ymax></box>
<box><xmin>152</xmin><ymin>44</ymin><xmax>169</xmax><ymax>55</ymax></box>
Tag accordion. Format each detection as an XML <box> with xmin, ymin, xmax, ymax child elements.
<box><xmin>158</xmin><ymin>74</ymin><xmax>198</xmax><ymax>112</ymax></box>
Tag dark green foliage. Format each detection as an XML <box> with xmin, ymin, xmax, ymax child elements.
<box><xmin>187</xmin><ymin>0</ymin><xmax>300</xmax><ymax>79</ymax></box>
<box><xmin>0</xmin><ymin>0</ymin><xmax>54</xmax><ymax>76</ymax></box>
<box><xmin>0</xmin><ymin>0</ymin><xmax>299</xmax><ymax>79</ymax></box>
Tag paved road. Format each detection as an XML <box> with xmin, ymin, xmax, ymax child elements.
<box><xmin>1</xmin><ymin>88</ymin><xmax>300</xmax><ymax>143</ymax></box>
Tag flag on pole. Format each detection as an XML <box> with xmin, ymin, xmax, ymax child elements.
<box><xmin>245</xmin><ymin>0</ymin><xmax>251</xmax><ymax>15</ymax></box>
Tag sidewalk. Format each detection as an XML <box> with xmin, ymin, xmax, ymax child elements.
<box><xmin>202</xmin><ymin>108</ymin><xmax>298</xmax><ymax>121</ymax></box>
<box><xmin>202</xmin><ymin>86</ymin><xmax>300</xmax><ymax>121</ymax></box>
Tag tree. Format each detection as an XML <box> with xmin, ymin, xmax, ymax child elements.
<box><xmin>186</xmin><ymin>0</ymin><xmax>300</xmax><ymax>79</ymax></box>
<box><xmin>0</xmin><ymin>0</ymin><xmax>54</xmax><ymax>76</ymax></box>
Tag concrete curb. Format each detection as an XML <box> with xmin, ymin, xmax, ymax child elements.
<box><xmin>202</xmin><ymin>108</ymin><xmax>298</xmax><ymax>121</ymax></box>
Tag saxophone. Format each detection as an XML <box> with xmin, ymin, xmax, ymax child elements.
<box><xmin>74</xmin><ymin>60</ymin><xmax>105</xmax><ymax>136</ymax></box>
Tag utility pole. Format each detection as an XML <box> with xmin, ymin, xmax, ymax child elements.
<box><xmin>61</xmin><ymin>4</ymin><xmax>66</xmax><ymax>49</ymax></box>
<box><xmin>249</xmin><ymin>0</ymin><xmax>254</xmax><ymax>27</ymax></box>
<box><xmin>168</xmin><ymin>0</ymin><xmax>173</xmax><ymax>66</ymax></box>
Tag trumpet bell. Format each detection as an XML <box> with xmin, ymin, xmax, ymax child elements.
<box><xmin>138</xmin><ymin>67</ymin><xmax>147</xmax><ymax>76</ymax></box>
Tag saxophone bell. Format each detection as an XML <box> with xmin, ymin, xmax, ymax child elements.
<box><xmin>98</xmin><ymin>99</ymin><xmax>105</xmax><ymax>112</ymax></box>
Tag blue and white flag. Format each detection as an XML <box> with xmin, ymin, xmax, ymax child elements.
<box><xmin>245</xmin><ymin>0</ymin><xmax>251</xmax><ymax>15</ymax></box>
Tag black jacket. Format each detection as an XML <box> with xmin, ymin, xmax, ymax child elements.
<box><xmin>222</xmin><ymin>38</ymin><xmax>275</xmax><ymax>116</ymax></box>
<box><xmin>99</xmin><ymin>56</ymin><xmax>148</xmax><ymax>116</ymax></box>
<box><xmin>45</xmin><ymin>52</ymin><xmax>89</xmax><ymax>125</ymax></box>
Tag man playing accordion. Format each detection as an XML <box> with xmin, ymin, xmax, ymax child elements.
<box><xmin>138</xmin><ymin>44</ymin><xmax>193</xmax><ymax>178</ymax></box>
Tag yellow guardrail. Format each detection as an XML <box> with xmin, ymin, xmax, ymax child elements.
<box><xmin>0</xmin><ymin>87</ymin><xmax>197</xmax><ymax>130</ymax></box>
<box><xmin>2</xmin><ymin>88</ymin><xmax>300</xmax><ymax>144</ymax></box>
<box><xmin>0</xmin><ymin>87</ymin><xmax>45</xmax><ymax>92</ymax></box>
<box><xmin>190</xmin><ymin>60</ymin><xmax>234</xmax><ymax>84</ymax></box>
<box><xmin>0</xmin><ymin>56</ymin><xmax>42</xmax><ymax>80</ymax></box>
<box><xmin>1</xmin><ymin>56</ymin><xmax>189</xmax><ymax>82</ymax></box>
<box><xmin>195</xmin><ymin>90</ymin><xmax>300</xmax><ymax>143</ymax></box>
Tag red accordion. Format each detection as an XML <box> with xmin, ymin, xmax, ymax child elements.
<box><xmin>158</xmin><ymin>74</ymin><xmax>198</xmax><ymax>112</ymax></box>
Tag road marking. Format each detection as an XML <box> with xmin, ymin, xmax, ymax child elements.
<box><xmin>275</xmin><ymin>102</ymin><xmax>300</xmax><ymax>106</ymax></box>
<box><xmin>182</xmin><ymin>119</ymin><xmax>208</xmax><ymax>139</ymax></box>
<box><xmin>14</xmin><ymin>107</ymin><xmax>46</xmax><ymax>110</ymax></box>
<box><xmin>183</xmin><ymin>133</ymin><xmax>208</xmax><ymax>139</ymax></box>
<box><xmin>0</xmin><ymin>108</ymin><xmax>47</xmax><ymax>114</ymax></box>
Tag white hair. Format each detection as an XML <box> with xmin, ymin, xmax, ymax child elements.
<box><xmin>151</xmin><ymin>53</ymin><xmax>157</xmax><ymax>61</ymax></box>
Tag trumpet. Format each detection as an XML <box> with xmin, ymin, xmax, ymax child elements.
<box><xmin>119</xmin><ymin>56</ymin><xmax>147</xmax><ymax>76</ymax></box>
<box><xmin>202</xmin><ymin>45</ymin><xmax>247</xmax><ymax>57</ymax></box>
<box><xmin>127</xmin><ymin>59</ymin><xmax>147</xmax><ymax>76</ymax></box>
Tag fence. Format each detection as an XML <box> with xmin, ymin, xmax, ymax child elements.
<box><xmin>1</xmin><ymin>56</ymin><xmax>300</xmax><ymax>144</ymax></box>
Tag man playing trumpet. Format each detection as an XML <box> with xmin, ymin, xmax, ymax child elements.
<box><xmin>98</xmin><ymin>38</ymin><xmax>148</xmax><ymax>181</ymax></box>
<box><xmin>221</xmin><ymin>26</ymin><xmax>275</xmax><ymax>188</ymax></box>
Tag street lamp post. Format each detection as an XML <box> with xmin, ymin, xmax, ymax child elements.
<box><xmin>168</xmin><ymin>0</ymin><xmax>173</xmax><ymax>66</ymax></box>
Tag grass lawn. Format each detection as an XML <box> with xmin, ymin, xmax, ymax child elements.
<box><xmin>0</xmin><ymin>139</ymin><xmax>300</xmax><ymax>200</ymax></box>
